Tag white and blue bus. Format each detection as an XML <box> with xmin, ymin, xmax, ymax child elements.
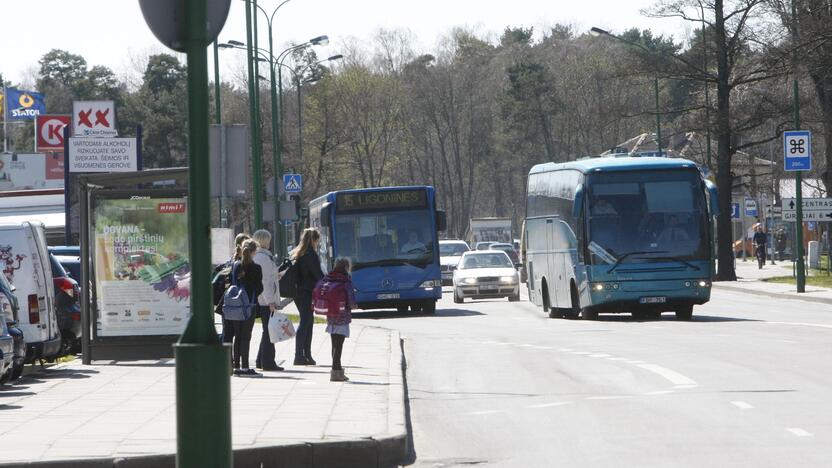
<box><xmin>308</xmin><ymin>186</ymin><xmax>446</xmax><ymax>313</ymax></box>
<box><xmin>524</xmin><ymin>156</ymin><xmax>719</xmax><ymax>320</ymax></box>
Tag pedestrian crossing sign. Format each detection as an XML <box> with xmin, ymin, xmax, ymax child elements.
<box><xmin>283</xmin><ymin>174</ymin><xmax>302</xmax><ymax>193</ymax></box>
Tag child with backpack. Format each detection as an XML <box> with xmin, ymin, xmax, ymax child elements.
<box><xmin>226</xmin><ymin>239</ymin><xmax>263</xmax><ymax>376</ymax></box>
<box><xmin>313</xmin><ymin>257</ymin><xmax>355</xmax><ymax>382</ymax></box>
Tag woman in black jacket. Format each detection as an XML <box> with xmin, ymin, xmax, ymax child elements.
<box><xmin>232</xmin><ymin>239</ymin><xmax>263</xmax><ymax>376</ymax></box>
<box><xmin>291</xmin><ymin>228</ymin><xmax>324</xmax><ymax>365</ymax></box>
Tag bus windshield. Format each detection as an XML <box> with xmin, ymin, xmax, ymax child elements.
<box><xmin>587</xmin><ymin>170</ymin><xmax>707</xmax><ymax>265</ymax></box>
<box><xmin>335</xmin><ymin>209</ymin><xmax>435</xmax><ymax>269</ymax></box>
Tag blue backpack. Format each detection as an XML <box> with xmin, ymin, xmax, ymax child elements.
<box><xmin>223</xmin><ymin>262</ymin><xmax>254</xmax><ymax>321</ymax></box>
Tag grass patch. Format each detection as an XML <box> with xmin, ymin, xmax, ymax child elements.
<box><xmin>763</xmin><ymin>274</ymin><xmax>832</xmax><ymax>288</ymax></box>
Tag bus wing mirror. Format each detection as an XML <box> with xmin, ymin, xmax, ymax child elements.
<box><xmin>435</xmin><ymin>210</ymin><xmax>447</xmax><ymax>231</ymax></box>
<box><xmin>572</xmin><ymin>184</ymin><xmax>584</xmax><ymax>218</ymax></box>
<box><xmin>320</xmin><ymin>203</ymin><xmax>332</xmax><ymax>228</ymax></box>
<box><xmin>704</xmin><ymin>180</ymin><xmax>720</xmax><ymax>216</ymax></box>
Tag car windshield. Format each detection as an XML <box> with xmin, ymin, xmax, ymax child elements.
<box><xmin>440</xmin><ymin>243</ymin><xmax>469</xmax><ymax>256</ymax></box>
<box><xmin>461</xmin><ymin>253</ymin><xmax>513</xmax><ymax>269</ymax></box>
<box><xmin>587</xmin><ymin>170</ymin><xmax>708</xmax><ymax>265</ymax></box>
<box><xmin>335</xmin><ymin>209</ymin><xmax>435</xmax><ymax>268</ymax></box>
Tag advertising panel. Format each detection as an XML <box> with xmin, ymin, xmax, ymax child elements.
<box><xmin>5</xmin><ymin>88</ymin><xmax>46</xmax><ymax>120</ymax></box>
<box><xmin>0</xmin><ymin>153</ymin><xmax>64</xmax><ymax>190</ymax></box>
<box><xmin>93</xmin><ymin>196</ymin><xmax>190</xmax><ymax>337</ymax></box>
<box><xmin>68</xmin><ymin>137</ymin><xmax>137</xmax><ymax>172</ymax></box>
<box><xmin>73</xmin><ymin>100</ymin><xmax>118</xmax><ymax>137</ymax></box>
<box><xmin>36</xmin><ymin>115</ymin><xmax>71</xmax><ymax>150</ymax></box>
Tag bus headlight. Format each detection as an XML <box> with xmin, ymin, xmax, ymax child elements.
<box><xmin>698</xmin><ymin>280</ymin><xmax>709</xmax><ymax>288</ymax></box>
<box><xmin>592</xmin><ymin>283</ymin><xmax>604</xmax><ymax>292</ymax></box>
<box><xmin>420</xmin><ymin>280</ymin><xmax>441</xmax><ymax>288</ymax></box>
<box><xmin>592</xmin><ymin>283</ymin><xmax>618</xmax><ymax>292</ymax></box>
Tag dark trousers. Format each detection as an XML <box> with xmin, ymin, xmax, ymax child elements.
<box><xmin>221</xmin><ymin>317</ymin><xmax>235</xmax><ymax>344</ymax></box>
<box><xmin>256</xmin><ymin>305</ymin><xmax>276</xmax><ymax>367</ymax></box>
<box><xmin>295</xmin><ymin>292</ymin><xmax>314</xmax><ymax>359</ymax></box>
<box><xmin>331</xmin><ymin>333</ymin><xmax>345</xmax><ymax>370</ymax></box>
<box><xmin>231</xmin><ymin>312</ymin><xmax>256</xmax><ymax>369</ymax></box>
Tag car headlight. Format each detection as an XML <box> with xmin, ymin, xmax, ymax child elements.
<box><xmin>420</xmin><ymin>280</ymin><xmax>441</xmax><ymax>288</ymax></box>
<box><xmin>461</xmin><ymin>277</ymin><xmax>477</xmax><ymax>285</ymax></box>
<box><xmin>500</xmin><ymin>276</ymin><xmax>517</xmax><ymax>283</ymax></box>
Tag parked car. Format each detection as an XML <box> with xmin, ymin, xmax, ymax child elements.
<box><xmin>49</xmin><ymin>246</ymin><xmax>81</xmax><ymax>282</ymax></box>
<box><xmin>0</xmin><ymin>311</ymin><xmax>13</xmax><ymax>384</ymax></box>
<box><xmin>453</xmin><ymin>250</ymin><xmax>520</xmax><ymax>303</ymax></box>
<box><xmin>475</xmin><ymin>241</ymin><xmax>497</xmax><ymax>251</ymax></box>
<box><xmin>49</xmin><ymin>253</ymin><xmax>81</xmax><ymax>355</ymax></box>
<box><xmin>489</xmin><ymin>243</ymin><xmax>521</xmax><ymax>266</ymax></box>
<box><xmin>439</xmin><ymin>240</ymin><xmax>470</xmax><ymax>286</ymax></box>
<box><xmin>0</xmin><ymin>272</ymin><xmax>25</xmax><ymax>383</ymax></box>
<box><xmin>0</xmin><ymin>222</ymin><xmax>62</xmax><ymax>362</ymax></box>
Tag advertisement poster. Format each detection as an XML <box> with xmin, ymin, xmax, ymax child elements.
<box><xmin>0</xmin><ymin>153</ymin><xmax>64</xmax><ymax>191</ymax></box>
<box><xmin>94</xmin><ymin>197</ymin><xmax>190</xmax><ymax>337</ymax></box>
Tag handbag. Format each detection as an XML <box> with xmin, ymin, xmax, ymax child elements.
<box><xmin>268</xmin><ymin>311</ymin><xmax>296</xmax><ymax>343</ymax></box>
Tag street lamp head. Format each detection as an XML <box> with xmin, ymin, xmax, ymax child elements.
<box><xmin>589</xmin><ymin>27</ymin><xmax>609</xmax><ymax>37</ymax></box>
<box><xmin>227</xmin><ymin>40</ymin><xmax>246</xmax><ymax>47</ymax></box>
<box><xmin>218</xmin><ymin>43</ymin><xmax>235</xmax><ymax>49</ymax></box>
<box><xmin>309</xmin><ymin>35</ymin><xmax>329</xmax><ymax>46</ymax></box>
<box><xmin>326</xmin><ymin>54</ymin><xmax>344</xmax><ymax>61</ymax></box>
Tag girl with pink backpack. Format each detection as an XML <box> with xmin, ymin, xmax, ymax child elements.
<box><xmin>313</xmin><ymin>257</ymin><xmax>355</xmax><ymax>382</ymax></box>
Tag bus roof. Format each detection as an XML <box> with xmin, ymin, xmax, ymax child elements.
<box><xmin>529</xmin><ymin>156</ymin><xmax>699</xmax><ymax>175</ymax></box>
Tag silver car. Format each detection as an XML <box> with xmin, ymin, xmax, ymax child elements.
<box><xmin>453</xmin><ymin>251</ymin><xmax>520</xmax><ymax>303</ymax></box>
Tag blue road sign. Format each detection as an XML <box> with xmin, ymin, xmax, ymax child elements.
<box><xmin>283</xmin><ymin>173</ymin><xmax>302</xmax><ymax>193</ymax></box>
<box><xmin>784</xmin><ymin>130</ymin><xmax>812</xmax><ymax>171</ymax></box>
<box><xmin>731</xmin><ymin>202</ymin><xmax>741</xmax><ymax>220</ymax></box>
<box><xmin>744</xmin><ymin>198</ymin><xmax>758</xmax><ymax>217</ymax></box>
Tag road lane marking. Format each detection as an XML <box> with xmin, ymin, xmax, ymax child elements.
<box><xmin>608</xmin><ymin>357</ymin><xmax>630</xmax><ymax>361</ymax></box>
<box><xmin>786</xmin><ymin>428</ymin><xmax>813</xmax><ymax>437</ymax></box>
<box><xmin>559</xmin><ymin>348</ymin><xmax>574</xmax><ymax>352</ymax></box>
<box><xmin>731</xmin><ymin>401</ymin><xmax>754</xmax><ymax>409</ymax></box>
<box><xmin>589</xmin><ymin>354</ymin><xmax>611</xmax><ymax>358</ymax></box>
<box><xmin>637</xmin><ymin>364</ymin><xmax>697</xmax><ymax>386</ymax></box>
<box><xmin>528</xmin><ymin>345</ymin><xmax>553</xmax><ymax>350</ymax></box>
<box><xmin>645</xmin><ymin>390</ymin><xmax>674</xmax><ymax>395</ymax></box>
<box><xmin>528</xmin><ymin>402</ymin><xmax>573</xmax><ymax>408</ymax></box>
<box><xmin>571</xmin><ymin>351</ymin><xmax>592</xmax><ymax>355</ymax></box>
<box><xmin>767</xmin><ymin>321</ymin><xmax>832</xmax><ymax>330</ymax></box>
<box><xmin>468</xmin><ymin>410</ymin><xmax>506</xmax><ymax>415</ymax></box>
<box><xmin>674</xmin><ymin>384</ymin><xmax>698</xmax><ymax>389</ymax></box>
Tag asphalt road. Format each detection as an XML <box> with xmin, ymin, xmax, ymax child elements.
<box><xmin>353</xmin><ymin>286</ymin><xmax>832</xmax><ymax>468</ymax></box>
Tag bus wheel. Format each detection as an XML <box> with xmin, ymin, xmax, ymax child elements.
<box><xmin>411</xmin><ymin>304</ymin><xmax>423</xmax><ymax>313</ymax></box>
<box><xmin>423</xmin><ymin>301</ymin><xmax>436</xmax><ymax>315</ymax></box>
<box><xmin>675</xmin><ymin>305</ymin><xmax>694</xmax><ymax>321</ymax></box>
<box><xmin>453</xmin><ymin>289</ymin><xmax>464</xmax><ymax>304</ymax></box>
<box><xmin>564</xmin><ymin>285</ymin><xmax>580</xmax><ymax>319</ymax></box>
<box><xmin>582</xmin><ymin>307</ymin><xmax>598</xmax><ymax>321</ymax></box>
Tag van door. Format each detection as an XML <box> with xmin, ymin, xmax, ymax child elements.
<box><xmin>0</xmin><ymin>226</ymin><xmax>48</xmax><ymax>344</ymax></box>
<box><xmin>29</xmin><ymin>224</ymin><xmax>58</xmax><ymax>343</ymax></box>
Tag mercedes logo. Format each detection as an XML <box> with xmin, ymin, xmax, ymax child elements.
<box><xmin>382</xmin><ymin>278</ymin><xmax>394</xmax><ymax>289</ymax></box>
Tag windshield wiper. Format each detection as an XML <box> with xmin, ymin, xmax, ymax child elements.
<box><xmin>607</xmin><ymin>250</ymin><xmax>669</xmax><ymax>273</ymax></box>
<box><xmin>636</xmin><ymin>255</ymin><xmax>701</xmax><ymax>271</ymax></box>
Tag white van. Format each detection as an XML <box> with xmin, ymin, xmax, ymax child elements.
<box><xmin>0</xmin><ymin>222</ymin><xmax>61</xmax><ymax>361</ymax></box>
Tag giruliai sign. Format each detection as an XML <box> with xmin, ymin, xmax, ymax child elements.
<box><xmin>68</xmin><ymin>137</ymin><xmax>138</xmax><ymax>172</ymax></box>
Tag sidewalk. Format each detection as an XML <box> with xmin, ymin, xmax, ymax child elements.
<box><xmin>713</xmin><ymin>259</ymin><xmax>832</xmax><ymax>305</ymax></box>
<box><xmin>0</xmin><ymin>323</ymin><xmax>407</xmax><ymax>468</ymax></box>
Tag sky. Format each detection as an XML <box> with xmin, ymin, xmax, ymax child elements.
<box><xmin>0</xmin><ymin>0</ymin><xmax>690</xmax><ymax>88</ymax></box>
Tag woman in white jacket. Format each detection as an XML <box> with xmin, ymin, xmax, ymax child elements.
<box><xmin>252</xmin><ymin>229</ymin><xmax>282</xmax><ymax>371</ymax></box>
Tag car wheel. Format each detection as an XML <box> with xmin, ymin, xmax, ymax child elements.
<box><xmin>11</xmin><ymin>363</ymin><xmax>23</xmax><ymax>381</ymax></box>
<box><xmin>675</xmin><ymin>305</ymin><xmax>694</xmax><ymax>321</ymax></box>
<box><xmin>422</xmin><ymin>301</ymin><xmax>436</xmax><ymax>315</ymax></box>
<box><xmin>509</xmin><ymin>293</ymin><xmax>520</xmax><ymax>302</ymax></box>
<box><xmin>453</xmin><ymin>288</ymin><xmax>463</xmax><ymax>304</ymax></box>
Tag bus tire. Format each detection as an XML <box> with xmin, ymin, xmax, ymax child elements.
<box><xmin>423</xmin><ymin>301</ymin><xmax>436</xmax><ymax>315</ymax></box>
<box><xmin>582</xmin><ymin>307</ymin><xmax>598</xmax><ymax>321</ymax></box>
<box><xmin>541</xmin><ymin>279</ymin><xmax>551</xmax><ymax>314</ymax></box>
<box><xmin>564</xmin><ymin>284</ymin><xmax>580</xmax><ymax>319</ymax></box>
<box><xmin>453</xmin><ymin>289</ymin><xmax>464</xmax><ymax>304</ymax></box>
<box><xmin>675</xmin><ymin>305</ymin><xmax>694</xmax><ymax>321</ymax></box>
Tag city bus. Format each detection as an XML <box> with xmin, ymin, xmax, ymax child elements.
<box><xmin>524</xmin><ymin>156</ymin><xmax>719</xmax><ymax>320</ymax></box>
<box><xmin>308</xmin><ymin>186</ymin><xmax>446</xmax><ymax>313</ymax></box>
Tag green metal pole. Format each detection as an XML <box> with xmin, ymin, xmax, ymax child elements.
<box><xmin>654</xmin><ymin>75</ymin><xmax>662</xmax><ymax>156</ymax></box>
<box><xmin>245</xmin><ymin>0</ymin><xmax>263</xmax><ymax>228</ymax></box>
<box><xmin>793</xmin><ymin>0</ymin><xmax>805</xmax><ymax>293</ymax></box>
<box><xmin>297</xmin><ymin>75</ymin><xmax>303</xmax><ymax>162</ymax></box>
<box><xmin>213</xmin><ymin>41</ymin><xmax>221</xmax><ymax>125</ymax></box>
<box><xmin>268</xmin><ymin>29</ymin><xmax>285</xmax><ymax>258</ymax></box>
<box><xmin>175</xmin><ymin>1</ymin><xmax>232</xmax><ymax>466</ymax></box>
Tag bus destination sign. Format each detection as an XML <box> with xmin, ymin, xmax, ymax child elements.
<box><xmin>336</xmin><ymin>189</ymin><xmax>427</xmax><ymax>212</ymax></box>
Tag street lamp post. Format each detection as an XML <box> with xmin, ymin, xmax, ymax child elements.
<box><xmin>591</xmin><ymin>27</ymin><xmax>663</xmax><ymax>156</ymax></box>
<box><xmin>791</xmin><ymin>0</ymin><xmax>806</xmax><ymax>293</ymax></box>
<box><xmin>244</xmin><ymin>0</ymin><xmax>263</xmax><ymax>229</ymax></box>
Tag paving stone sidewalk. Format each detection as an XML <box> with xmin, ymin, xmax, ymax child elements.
<box><xmin>0</xmin><ymin>323</ymin><xmax>406</xmax><ymax>467</ymax></box>
<box><xmin>713</xmin><ymin>259</ymin><xmax>832</xmax><ymax>305</ymax></box>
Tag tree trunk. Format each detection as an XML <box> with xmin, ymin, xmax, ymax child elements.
<box><xmin>811</xmin><ymin>73</ymin><xmax>832</xmax><ymax>193</ymax></box>
<box><xmin>714</xmin><ymin>0</ymin><xmax>737</xmax><ymax>281</ymax></box>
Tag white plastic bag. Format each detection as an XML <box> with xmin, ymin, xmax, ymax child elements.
<box><xmin>268</xmin><ymin>311</ymin><xmax>296</xmax><ymax>343</ymax></box>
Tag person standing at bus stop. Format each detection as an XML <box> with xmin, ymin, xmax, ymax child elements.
<box><xmin>291</xmin><ymin>228</ymin><xmax>324</xmax><ymax>366</ymax></box>
<box><xmin>252</xmin><ymin>229</ymin><xmax>283</xmax><ymax>371</ymax></box>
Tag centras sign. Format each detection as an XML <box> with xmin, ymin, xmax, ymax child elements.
<box><xmin>36</xmin><ymin>115</ymin><xmax>71</xmax><ymax>150</ymax></box>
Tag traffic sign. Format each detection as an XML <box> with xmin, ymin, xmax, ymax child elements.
<box><xmin>781</xmin><ymin>198</ymin><xmax>832</xmax><ymax>214</ymax></box>
<box><xmin>784</xmin><ymin>130</ymin><xmax>812</xmax><ymax>171</ymax></box>
<box><xmin>283</xmin><ymin>173</ymin><xmax>302</xmax><ymax>193</ymax></box>
<box><xmin>765</xmin><ymin>206</ymin><xmax>782</xmax><ymax>218</ymax></box>
<box><xmin>731</xmin><ymin>202</ymin><xmax>741</xmax><ymax>221</ymax></box>
<box><xmin>783</xmin><ymin>211</ymin><xmax>832</xmax><ymax>221</ymax></box>
<box><xmin>744</xmin><ymin>198</ymin><xmax>758</xmax><ymax>217</ymax></box>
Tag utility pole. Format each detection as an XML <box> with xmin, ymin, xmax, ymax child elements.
<box><xmin>792</xmin><ymin>0</ymin><xmax>806</xmax><ymax>292</ymax></box>
<box><xmin>245</xmin><ymin>0</ymin><xmax>263</xmax><ymax>228</ymax></box>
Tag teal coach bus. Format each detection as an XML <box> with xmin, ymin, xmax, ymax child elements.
<box><xmin>523</xmin><ymin>156</ymin><xmax>719</xmax><ymax>320</ymax></box>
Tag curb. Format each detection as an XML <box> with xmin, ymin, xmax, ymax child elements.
<box><xmin>713</xmin><ymin>282</ymin><xmax>832</xmax><ymax>306</ymax></box>
<box><xmin>5</xmin><ymin>330</ymin><xmax>410</xmax><ymax>468</ymax></box>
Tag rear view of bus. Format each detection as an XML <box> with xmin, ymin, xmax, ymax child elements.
<box><xmin>524</xmin><ymin>157</ymin><xmax>719</xmax><ymax>321</ymax></box>
<box><xmin>309</xmin><ymin>186</ymin><xmax>446</xmax><ymax>314</ymax></box>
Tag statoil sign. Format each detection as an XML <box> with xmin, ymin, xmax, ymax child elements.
<box><xmin>4</xmin><ymin>88</ymin><xmax>46</xmax><ymax>121</ymax></box>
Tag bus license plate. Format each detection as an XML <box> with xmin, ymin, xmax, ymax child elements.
<box><xmin>378</xmin><ymin>293</ymin><xmax>400</xmax><ymax>300</ymax></box>
<box><xmin>639</xmin><ymin>297</ymin><xmax>666</xmax><ymax>304</ymax></box>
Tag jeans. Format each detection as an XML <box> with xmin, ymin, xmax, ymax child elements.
<box><xmin>231</xmin><ymin>312</ymin><xmax>256</xmax><ymax>369</ymax></box>
<box><xmin>256</xmin><ymin>305</ymin><xmax>276</xmax><ymax>367</ymax></box>
<box><xmin>331</xmin><ymin>334</ymin><xmax>345</xmax><ymax>370</ymax></box>
<box><xmin>295</xmin><ymin>292</ymin><xmax>314</xmax><ymax>359</ymax></box>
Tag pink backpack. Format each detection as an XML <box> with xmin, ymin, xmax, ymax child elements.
<box><xmin>313</xmin><ymin>277</ymin><xmax>348</xmax><ymax>317</ymax></box>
